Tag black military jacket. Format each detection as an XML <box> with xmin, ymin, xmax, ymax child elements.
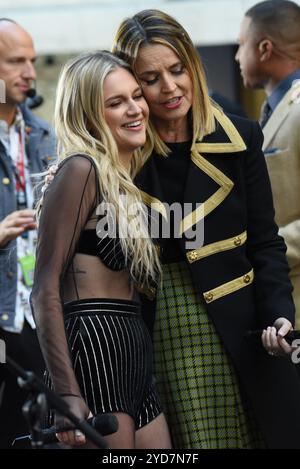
<box><xmin>136</xmin><ymin>107</ymin><xmax>300</xmax><ymax>449</ymax></box>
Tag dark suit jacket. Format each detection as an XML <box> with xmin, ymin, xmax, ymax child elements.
<box><xmin>135</xmin><ymin>106</ymin><xmax>300</xmax><ymax>449</ymax></box>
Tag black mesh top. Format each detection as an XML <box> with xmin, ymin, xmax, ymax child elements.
<box><xmin>30</xmin><ymin>154</ymin><xmax>135</xmax><ymax>401</ymax></box>
<box><xmin>76</xmin><ymin>228</ymin><xmax>126</xmax><ymax>271</ymax></box>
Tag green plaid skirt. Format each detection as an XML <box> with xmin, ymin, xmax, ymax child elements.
<box><xmin>153</xmin><ymin>261</ymin><xmax>264</xmax><ymax>449</ymax></box>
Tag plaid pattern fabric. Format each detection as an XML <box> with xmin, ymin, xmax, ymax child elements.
<box><xmin>154</xmin><ymin>261</ymin><xmax>265</xmax><ymax>449</ymax></box>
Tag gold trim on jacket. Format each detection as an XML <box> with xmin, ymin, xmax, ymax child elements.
<box><xmin>140</xmin><ymin>190</ymin><xmax>168</xmax><ymax>220</ymax></box>
<box><xmin>180</xmin><ymin>108</ymin><xmax>246</xmax><ymax>235</ymax></box>
<box><xmin>203</xmin><ymin>269</ymin><xmax>254</xmax><ymax>304</ymax></box>
<box><xmin>139</xmin><ymin>107</ymin><xmax>247</xmax><ymax>239</ymax></box>
<box><xmin>195</xmin><ymin>106</ymin><xmax>247</xmax><ymax>153</ymax></box>
<box><xmin>187</xmin><ymin>231</ymin><xmax>247</xmax><ymax>263</ymax></box>
<box><xmin>180</xmin><ymin>152</ymin><xmax>234</xmax><ymax>235</ymax></box>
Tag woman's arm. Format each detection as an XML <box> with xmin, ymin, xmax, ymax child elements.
<box><xmin>244</xmin><ymin>121</ymin><xmax>296</xmax><ymax>356</ymax></box>
<box><xmin>31</xmin><ymin>155</ymin><xmax>98</xmax><ymax>430</ymax></box>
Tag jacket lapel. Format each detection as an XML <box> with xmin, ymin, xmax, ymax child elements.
<box><xmin>0</xmin><ymin>141</ymin><xmax>13</xmax><ymax>179</ymax></box>
<box><xmin>180</xmin><ymin>107</ymin><xmax>246</xmax><ymax>236</ymax></box>
<box><xmin>263</xmin><ymin>79</ymin><xmax>300</xmax><ymax>151</ymax></box>
<box><xmin>20</xmin><ymin>104</ymin><xmax>54</xmax><ymax>173</ymax></box>
<box><xmin>136</xmin><ymin>106</ymin><xmax>246</xmax><ymax>242</ymax></box>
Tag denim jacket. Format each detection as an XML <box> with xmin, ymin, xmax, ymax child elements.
<box><xmin>0</xmin><ymin>105</ymin><xmax>56</xmax><ymax>332</ymax></box>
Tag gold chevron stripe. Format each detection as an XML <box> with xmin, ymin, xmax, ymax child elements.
<box><xmin>179</xmin><ymin>152</ymin><xmax>234</xmax><ymax>235</ymax></box>
<box><xmin>140</xmin><ymin>190</ymin><xmax>168</xmax><ymax>220</ymax></box>
<box><xmin>195</xmin><ymin>106</ymin><xmax>246</xmax><ymax>153</ymax></box>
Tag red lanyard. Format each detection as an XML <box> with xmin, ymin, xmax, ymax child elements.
<box><xmin>15</xmin><ymin>131</ymin><xmax>26</xmax><ymax>192</ymax></box>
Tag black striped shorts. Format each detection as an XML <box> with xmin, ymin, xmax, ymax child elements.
<box><xmin>46</xmin><ymin>298</ymin><xmax>162</xmax><ymax>429</ymax></box>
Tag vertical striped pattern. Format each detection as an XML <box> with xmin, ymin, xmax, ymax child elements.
<box><xmin>154</xmin><ymin>262</ymin><xmax>265</xmax><ymax>449</ymax></box>
<box><xmin>45</xmin><ymin>298</ymin><xmax>161</xmax><ymax>429</ymax></box>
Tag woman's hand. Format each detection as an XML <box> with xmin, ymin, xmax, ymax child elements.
<box><xmin>261</xmin><ymin>317</ymin><xmax>294</xmax><ymax>356</ymax></box>
<box><xmin>37</xmin><ymin>165</ymin><xmax>58</xmax><ymax>218</ymax></box>
<box><xmin>0</xmin><ymin>209</ymin><xmax>36</xmax><ymax>247</ymax></box>
<box><xmin>41</xmin><ymin>164</ymin><xmax>58</xmax><ymax>194</ymax></box>
<box><xmin>55</xmin><ymin>395</ymin><xmax>92</xmax><ymax>447</ymax></box>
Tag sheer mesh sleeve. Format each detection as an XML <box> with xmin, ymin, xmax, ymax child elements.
<box><xmin>31</xmin><ymin>154</ymin><xmax>99</xmax><ymax>399</ymax></box>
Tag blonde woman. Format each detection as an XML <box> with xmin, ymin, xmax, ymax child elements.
<box><xmin>30</xmin><ymin>51</ymin><xmax>171</xmax><ymax>449</ymax></box>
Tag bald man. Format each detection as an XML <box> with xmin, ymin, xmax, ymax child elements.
<box><xmin>0</xmin><ymin>19</ymin><xmax>56</xmax><ymax>447</ymax></box>
<box><xmin>236</xmin><ymin>1</ymin><xmax>300</xmax><ymax>330</ymax></box>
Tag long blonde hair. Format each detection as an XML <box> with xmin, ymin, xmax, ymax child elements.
<box><xmin>55</xmin><ymin>50</ymin><xmax>160</xmax><ymax>288</ymax></box>
<box><xmin>113</xmin><ymin>9</ymin><xmax>215</xmax><ymax>157</ymax></box>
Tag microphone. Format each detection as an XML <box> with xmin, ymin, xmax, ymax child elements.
<box><xmin>28</xmin><ymin>94</ymin><xmax>44</xmax><ymax>109</ymax></box>
<box><xmin>13</xmin><ymin>413</ymin><xmax>118</xmax><ymax>447</ymax></box>
<box><xmin>25</xmin><ymin>83</ymin><xmax>44</xmax><ymax>109</ymax></box>
<box><xmin>245</xmin><ymin>329</ymin><xmax>300</xmax><ymax>345</ymax></box>
<box><xmin>25</xmin><ymin>88</ymin><xmax>36</xmax><ymax>98</ymax></box>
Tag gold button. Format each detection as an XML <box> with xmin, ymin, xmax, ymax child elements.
<box><xmin>6</xmin><ymin>271</ymin><xmax>14</xmax><ymax>279</ymax></box>
<box><xmin>234</xmin><ymin>237</ymin><xmax>241</xmax><ymax>246</ymax></box>
<box><xmin>243</xmin><ymin>274</ymin><xmax>251</xmax><ymax>283</ymax></box>
<box><xmin>204</xmin><ymin>292</ymin><xmax>214</xmax><ymax>303</ymax></box>
<box><xmin>2</xmin><ymin>177</ymin><xmax>10</xmax><ymax>185</ymax></box>
<box><xmin>1</xmin><ymin>314</ymin><xmax>9</xmax><ymax>321</ymax></box>
<box><xmin>188</xmin><ymin>251</ymin><xmax>197</xmax><ymax>261</ymax></box>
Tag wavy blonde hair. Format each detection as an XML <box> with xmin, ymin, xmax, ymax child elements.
<box><xmin>113</xmin><ymin>9</ymin><xmax>216</xmax><ymax>159</ymax></box>
<box><xmin>54</xmin><ymin>51</ymin><xmax>160</xmax><ymax>288</ymax></box>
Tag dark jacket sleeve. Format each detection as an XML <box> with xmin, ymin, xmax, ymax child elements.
<box><xmin>245</xmin><ymin>121</ymin><xmax>295</xmax><ymax>327</ymax></box>
<box><xmin>31</xmin><ymin>155</ymin><xmax>98</xmax><ymax>396</ymax></box>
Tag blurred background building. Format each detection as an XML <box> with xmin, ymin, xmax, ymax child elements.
<box><xmin>2</xmin><ymin>0</ymin><xmax>299</xmax><ymax>121</ymax></box>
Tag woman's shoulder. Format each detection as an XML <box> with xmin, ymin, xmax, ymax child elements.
<box><xmin>211</xmin><ymin>109</ymin><xmax>263</xmax><ymax>151</ymax></box>
<box><xmin>205</xmin><ymin>109</ymin><xmax>262</xmax><ymax>151</ymax></box>
<box><xmin>225</xmin><ymin>112</ymin><xmax>262</xmax><ymax>144</ymax></box>
<box><xmin>58</xmin><ymin>153</ymin><xmax>98</xmax><ymax>177</ymax></box>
